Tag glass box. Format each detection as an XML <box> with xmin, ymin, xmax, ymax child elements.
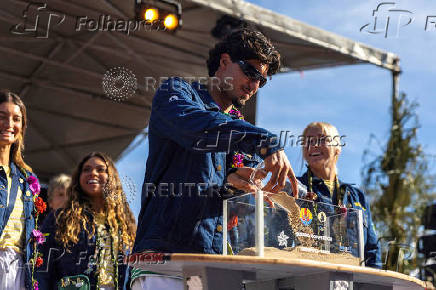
<box><xmin>223</xmin><ymin>192</ymin><xmax>365</xmax><ymax>266</ymax></box>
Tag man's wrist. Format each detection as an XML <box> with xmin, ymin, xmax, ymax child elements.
<box><xmin>221</xmin><ymin>182</ymin><xmax>244</xmax><ymax>199</ymax></box>
<box><xmin>226</xmin><ymin>168</ymin><xmax>238</xmax><ymax>178</ymax></box>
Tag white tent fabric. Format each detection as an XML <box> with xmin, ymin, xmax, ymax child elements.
<box><xmin>0</xmin><ymin>0</ymin><xmax>398</xmax><ymax>180</ymax></box>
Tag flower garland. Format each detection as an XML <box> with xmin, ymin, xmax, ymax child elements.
<box><xmin>227</xmin><ymin>107</ymin><xmax>244</xmax><ymax>120</ymax></box>
<box><xmin>95</xmin><ymin>221</ymin><xmax>119</xmax><ymax>290</ymax></box>
<box><xmin>84</xmin><ymin>207</ymin><xmax>120</xmax><ymax>289</ymax></box>
<box><xmin>219</xmin><ymin>105</ymin><xmax>245</xmax><ymax>168</ymax></box>
<box><xmin>26</xmin><ymin>175</ymin><xmax>47</xmax><ymax>290</ymax></box>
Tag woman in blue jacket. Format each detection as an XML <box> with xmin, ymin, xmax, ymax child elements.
<box><xmin>0</xmin><ymin>89</ymin><xmax>41</xmax><ymax>290</ymax></box>
<box><xmin>299</xmin><ymin>122</ymin><xmax>381</xmax><ymax>268</ymax></box>
<box><xmin>36</xmin><ymin>152</ymin><xmax>137</xmax><ymax>289</ymax></box>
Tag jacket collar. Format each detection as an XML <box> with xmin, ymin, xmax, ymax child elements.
<box><xmin>0</xmin><ymin>161</ymin><xmax>20</xmax><ymax>176</ymax></box>
<box><xmin>301</xmin><ymin>168</ymin><xmax>350</xmax><ymax>188</ymax></box>
<box><xmin>10</xmin><ymin>162</ymin><xmax>19</xmax><ymax>176</ymax></box>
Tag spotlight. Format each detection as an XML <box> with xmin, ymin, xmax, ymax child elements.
<box><xmin>135</xmin><ymin>0</ymin><xmax>182</xmax><ymax>32</ymax></box>
<box><xmin>164</xmin><ymin>14</ymin><xmax>178</xmax><ymax>30</ymax></box>
<box><xmin>144</xmin><ymin>8</ymin><xmax>159</xmax><ymax>22</ymax></box>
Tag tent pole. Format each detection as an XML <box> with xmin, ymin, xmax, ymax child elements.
<box><xmin>392</xmin><ymin>58</ymin><xmax>401</xmax><ymax>122</ymax></box>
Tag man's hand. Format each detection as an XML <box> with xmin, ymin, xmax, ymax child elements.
<box><xmin>226</xmin><ymin>167</ymin><xmax>266</xmax><ymax>193</ymax></box>
<box><xmin>263</xmin><ymin>150</ymin><xmax>298</xmax><ymax>197</ymax></box>
<box><xmin>226</xmin><ymin>167</ymin><xmax>275</xmax><ymax>207</ymax></box>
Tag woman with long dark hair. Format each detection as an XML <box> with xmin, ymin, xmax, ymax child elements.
<box><xmin>0</xmin><ymin>89</ymin><xmax>43</xmax><ymax>290</ymax></box>
<box><xmin>37</xmin><ymin>152</ymin><xmax>136</xmax><ymax>289</ymax></box>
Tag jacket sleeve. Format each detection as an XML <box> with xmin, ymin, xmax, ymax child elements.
<box><xmin>150</xmin><ymin>78</ymin><xmax>282</xmax><ymax>157</ymax></box>
<box><xmin>35</xmin><ymin>211</ymin><xmax>62</xmax><ymax>290</ymax></box>
<box><xmin>362</xmin><ymin>194</ymin><xmax>382</xmax><ymax>268</ymax></box>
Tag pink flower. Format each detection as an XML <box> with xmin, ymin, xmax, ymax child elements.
<box><xmin>232</xmin><ymin>153</ymin><xmax>244</xmax><ymax>168</ymax></box>
<box><xmin>32</xmin><ymin>229</ymin><xmax>45</xmax><ymax>245</ymax></box>
<box><xmin>27</xmin><ymin>175</ymin><xmax>37</xmax><ymax>184</ymax></box>
<box><xmin>229</xmin><ymin>109</ymin><xmax>244</xmax><ymax>119</ymax></box>
<box><xmin>33</xmin><ymin>280</ymin><xmax>39</xmax><ymax>290</ymax></box>
<box><xmin>27</xmin><ymin>176</ymin><xmax>41</xmax><ymax>195</ymax></box>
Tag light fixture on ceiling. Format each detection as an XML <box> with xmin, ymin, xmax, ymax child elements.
<box><xmin>135</xmin><ymin>0</ymin><xmax>182</xmax><ymax>31</ymax></box>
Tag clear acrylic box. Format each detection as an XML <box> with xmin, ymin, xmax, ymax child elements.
<box><xmin>223</xmin><ymin>192</ymin><xmax>365</xmax><ymax>266</ymax></box>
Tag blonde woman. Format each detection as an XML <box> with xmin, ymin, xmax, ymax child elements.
<box><xmin>36</xmin><ymin>152</ymin><xmax>136</xmax><ymax>289</ymax></box>
<box><xmin>47</xmin><ymin>173</ymin><xmax>71</xmax><ymax>211</ymax></box>
<box><xmin>299</xmin><ymin>122</ymin><xmax>381</xmax><ymax>268</ymax></box>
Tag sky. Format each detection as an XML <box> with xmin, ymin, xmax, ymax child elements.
<box><xmin>116</xmin><ymin>0</ymin><xmax>436</xmax><ymax>218</ymax></box>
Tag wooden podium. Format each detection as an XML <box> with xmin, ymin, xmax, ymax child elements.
<box><xmin>129</xmin><ymin>253</ymin><xmax>433</xmax><ymax>290</ymax></box>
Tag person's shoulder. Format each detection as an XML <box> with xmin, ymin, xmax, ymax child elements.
<box><xmin>347</xmin><ymin>183</ymin><xmax>365</xmax><ymax>193</ymax></box>
<box><xmin>159</xmin><ymin>77</ymin><xmax>194</xmax><ymax>93</ymax></box>
<box><xmin>341</xmin><ymin>183</ymin><xmax>369</xmax><ymax>202</ymax></box>
<box><xmin>152</xmin><ymin>77</ymin><xmax>199</xmax><ymax>105</ymax></box>
<box><xmin>341</xmin><ymin>182</ymin><xmax>361</xmax><ymax>193</ymax></box>
<box><xmin>10</xmin><ymin>162</ymin><xmax>33</xmax><ymax>178</ymax></box>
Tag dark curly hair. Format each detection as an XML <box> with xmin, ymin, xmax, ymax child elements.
<box><xmin>207</xmin><ymin>28</ymin><xmax>280</xmax><ymax>77</ymax></box>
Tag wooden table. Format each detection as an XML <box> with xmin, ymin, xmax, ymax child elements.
<box><xmin>129</xmin><ymin>253</ymin><xmax>433</xmax><ymax>290</ymax></box>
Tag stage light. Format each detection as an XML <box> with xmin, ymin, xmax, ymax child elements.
<box><xmin>144</xmin><ymin>8</ymin><xmax>159</xmax><ymax>22</ymax></box>
<box><xmin>135</xmin><ymin>0</ymin><xmax>182</xmax><ymax>32</ymax></box>
<box><xmin>164</xmin><ymin>14</ymin><xmax>178</xmax><ymax>30</ymax></box>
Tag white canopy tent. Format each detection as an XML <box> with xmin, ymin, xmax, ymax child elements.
<box><xmin>0</xmin><ymin>0</ymin><xmax>400</xmax><ymax>181</ymax></box>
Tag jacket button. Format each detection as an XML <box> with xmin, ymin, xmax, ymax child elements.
<box><xmin>216</xmin><ymin>225</ymin><xmax>223</xmax><ymax>232</ymax></box>
<box><xmin>260</xmin><ymin>148</ymin><xmax>267</xmax><ymax>156</ymax></box>
<box><xmin>216</xmin><ymin>165</ymin><xmax>222</xmax><ymax>171</ymax></box>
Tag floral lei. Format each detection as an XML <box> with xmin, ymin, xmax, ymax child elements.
<box><xmin>88</xmin><ymin>217</ymin><xmax>120</xmax><ymax>289</ymax></box>
<box><xmin>84</xmin><ymin>188</ymin><xmax>121</xmax><ymax>289</ymax></box>
<box><xmin>24</xmin><ymin>174</ymin><xmax>47</xmax><ymax>290</ymax></box>
<box><xmin>220</xmin><ymin>105</ymin><xmax>245</xmax><ymax>168</ymax></box>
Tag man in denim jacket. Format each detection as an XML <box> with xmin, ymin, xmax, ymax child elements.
<box><xmin>131</xmin><ymin>29</ymin><xmax>297</xmax><ymax>289</ymax></box>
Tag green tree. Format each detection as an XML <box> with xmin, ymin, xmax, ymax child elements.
<box><xmin>361</xmin><ymin>92</ymin><xmax>435</xmax><ymax>272</ymax></box>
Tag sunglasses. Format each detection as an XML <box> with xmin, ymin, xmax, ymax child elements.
<box><xmin>236</xmin><ymin>60</ymin><xmax>267</xmax><ymax>88</ymax></box>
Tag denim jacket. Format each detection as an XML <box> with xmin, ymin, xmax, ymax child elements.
<box><xmin>133</xmin><ymin>78</ymin><xmax>280</xmax><ymax>254</ymax></box>
<box><xmin>36</xmin><ymin>210</ymin><xmax>130</xmax><ymax>290</ymax></box>
<box><xmin>0</xmin><ymin>162</ymin><xmax>36</xmax><ymax>290</ymax></box>
<box><xmin>298</xmin><ymin>172</ymin><xmax>382</xmax><ymax>268</ymax></box>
